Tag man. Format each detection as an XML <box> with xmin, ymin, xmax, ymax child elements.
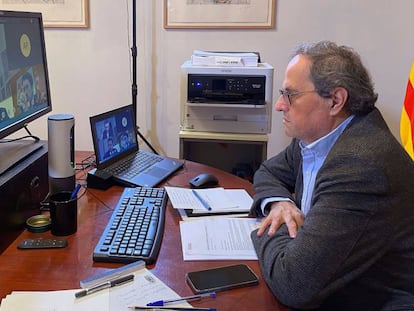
<box><xmin>119</xmin><ymin>132</ymin><xmax>132</xmax><ymax>151</ymax></box>
<box><xmin>250</xmin><ymin>41</ymin><xmax>414</xmax><ymax>310</ymax></box>
<box><xmin>104</xmin><ymin>138</ymin><xmax>118</xmax><ymax>159</ymax></box>
<box><xmin>0</xmin><ymin>107</ymin><xmax>9</xmax><ymax>121</ymax></box>
<box><xmin>102</xmin><ymin>121</ymin><xmax>114</xmax><ymax>140</ymax></box>
<box><xmin>18</xmin><ymin>71</ymin><xmax>36</xmax><ymax>112</ymax></box>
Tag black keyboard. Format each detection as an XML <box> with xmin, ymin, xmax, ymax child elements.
<box><xmin>107</xmin><ymin>151</ymin><xmax>163</xmax><ymax>179</ymax></box>
<box><xmin>93</xmin><ymin>187</ymin><xmax>168</xmax><ymax>264</ymax></box>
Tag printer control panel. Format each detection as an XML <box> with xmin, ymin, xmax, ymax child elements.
<box><xmin>188</xmin><ymin>74</ymin><xmax>266</xmax><ymax>105</ymax></box>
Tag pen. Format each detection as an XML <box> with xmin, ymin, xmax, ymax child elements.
<box><xmin>75</xmin><ymin>274</ymin><xmax>134</xmax><ymax>298</ymax></box>
<box><xmin>70</xmin><ymin>183</ymin><xmax>82</xmax><ymax>200</ymax></box>
<box><xmin>129</xmin><ymin>308</ymin><xmax>216</xmax><ymax>311</ymax></box>
<box><xmin>147</xmin><ymin>292</ymin><xmax>216</xmax><ymax>306</ymax></box>
<box><xmin>192</xmin><ymin>190</ymin><xmax>212</xmax><ymax>211</ymax></box>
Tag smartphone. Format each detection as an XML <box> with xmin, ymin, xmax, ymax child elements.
<box><xmin>186</xmin><ymin>264</ymin><xmax>259</xmax><ymax>294</ymax></box>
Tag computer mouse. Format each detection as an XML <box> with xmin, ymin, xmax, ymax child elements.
<box><xmin>189</xmin><ymin>173</ymin><xmax>219</xmax><ymax>189</ymax></box>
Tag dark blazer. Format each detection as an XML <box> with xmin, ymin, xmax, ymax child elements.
<box><xmin>250</xmin><ymin>108</ymin><xmax>414</xmax><ymax>311</ymax></box>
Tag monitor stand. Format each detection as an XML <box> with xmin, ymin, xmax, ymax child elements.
<box><xmin>0</xmin><ymin>140</ymin><xmax>44</xmax><ymax>175</ymax></box>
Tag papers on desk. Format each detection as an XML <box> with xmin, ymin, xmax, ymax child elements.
<box><xmin>191</xmin><ymin>50</ymin><xmax>259</xmax><ymax>67</ymax></box>
<box><xmin>180</xmin><ymin>217</ymin><xmax>260</xmax><ymax>261</ymax></box>
<box><xmin>167</xmin><ymin>187</ymin><xmax>258</xmax><ymax>261</ymax></box>
<box><xmin>0</xmin><ymin>266</ymin><xmax>191</xmax><ymax>311</ymax></box>
<box><xmin>165</xmin><ymin>186</ymin><xmax>253</xmax><ymax>218</ymax></box>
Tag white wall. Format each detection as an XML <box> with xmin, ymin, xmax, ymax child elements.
<box><xmin>18</xmin><ymin>0</ymin><xmax>414</xmax><ymax>159</ymax></box>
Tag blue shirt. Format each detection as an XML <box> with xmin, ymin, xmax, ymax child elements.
<box><xmin>261</xmin><ymin>115</ymin><xmax>354</xmax><ymax>215</ymax></box>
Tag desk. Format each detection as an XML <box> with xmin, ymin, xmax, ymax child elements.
<box><xmin>0</xmin><ymin>151</ymin><xmax>289</xmax><ymax>311</ymax></box>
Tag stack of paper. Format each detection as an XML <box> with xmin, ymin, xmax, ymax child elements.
<box><xmin>165</xmin><ymin>187</ymin><xmax>253</xmax><ymax>218</ymax></box>
<box><xmin>165</xmin><ymin>187</ymin><xmax>259</xmax><ymax>261</ymax></box>
<box><xmin>180</xmin><ymin>217</ymin><xmax>260</xmax><ymax>261</ymax></box>
<box><xmin>0</xmin><ymin>267</ymin><xmax>191</xmax><ymax>311</ymax></box>
<box><xmin>191</xmin><ymin>50</ymin><xmax>259</xmax><ymax>67</ymax></box>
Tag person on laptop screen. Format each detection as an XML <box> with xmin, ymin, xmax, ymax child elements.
<box><xmin>102</xmin><ymin>120</ymin><xmax>114</xmax><ymax>140</ymax></box>
<box><xmin>104</xmin><ymin>138</ymin><xmax>118</xmax><ymax>159</ymax></box>
<box><xmin>119</xmin><ymin>131</ymin><xmax>133</xmax><ymax>152</ymax></box>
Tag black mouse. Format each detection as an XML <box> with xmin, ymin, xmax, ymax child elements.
<box><xmin>189</xmin><ymin>173</ymin><xmax>219</xmax><ymax>189</ymax></box>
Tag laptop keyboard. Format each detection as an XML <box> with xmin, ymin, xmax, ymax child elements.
<box><xmin>107</xmin><ymin>151</ymin><xmax>162</xmax><ymax>178</ymax></box>
<box><xmin>93</xmin><ymin>187</ymin><xmax>167</xmax><ymax>264</ymax></box>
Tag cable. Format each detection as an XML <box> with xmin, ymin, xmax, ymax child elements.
<box><xmin>0</xmin><ymin>135</ymin><xmax>39</xmax><ymax>143</ymax></box>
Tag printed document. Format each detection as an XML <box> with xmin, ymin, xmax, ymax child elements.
<box><xmin>180</xmin><ymin>217</ymin><xmax>260</xmax><ymax>261</ymax></box>
<box><xmin>0</xmin><ymin>268</ymin><xmax>191</xmax><ymax>311</ymax></box>
<box><xmin>165</xmin><ymin>186</ymin><xmax>252</xmax><ymax>215</ymax></box>
<box><xmin>191</xmin><ymin>50</ymin><xmax>259</xmax><ymax>67</ymax></box>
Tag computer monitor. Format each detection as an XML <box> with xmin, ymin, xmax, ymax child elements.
<box><xmin>0</xmin><ymin>10</ymin><xmax>52</xmax><ymax>140</ymax></box>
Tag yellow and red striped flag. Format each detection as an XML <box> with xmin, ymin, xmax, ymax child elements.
<box><xmin>400</xmin><ymin>60</ymin><xmax>414</xmax><ymax>160</ymax></box>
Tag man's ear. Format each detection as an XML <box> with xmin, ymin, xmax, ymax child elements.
<box><xmin>329</xmin><ymin>87</ymin><xmax>348</xmax><ymax>113</ymax></box>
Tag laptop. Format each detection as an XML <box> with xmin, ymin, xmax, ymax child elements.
<box><xmin>89</xmin><ymin>104</ymin><xmax>183</xmax><ymax>187</ymax></box>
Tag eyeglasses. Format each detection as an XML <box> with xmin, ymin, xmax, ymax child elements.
<box><xmin>279</xmin><ymin>89</ymin><xmax>318</xmax><ymax>106</ymax></box>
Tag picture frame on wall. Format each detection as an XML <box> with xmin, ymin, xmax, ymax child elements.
<box><xmin>0</xmin><ymin>0</ymin><xmax>89</xmax><ymax>28</ymax></box>
<box><xmin>164</xmin><ymin>0</ymin><xmax>276</xmax><ymax>29</ymax></box>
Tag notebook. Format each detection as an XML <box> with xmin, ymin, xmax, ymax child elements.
<box><xmin>89</xmin><ymin>104</ymin><xmax>183</xmax><ymax>187</ymax></box>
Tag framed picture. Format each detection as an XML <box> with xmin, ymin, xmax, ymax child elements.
<box><xmin>164</xmin><ymin>0</ymin><xmax>276</xmax><ymax>29</ymax></box>
<box><xmin>0</xmin><ymin>0</ymin><xmax>89</xmax><ymax>28</ymax></box>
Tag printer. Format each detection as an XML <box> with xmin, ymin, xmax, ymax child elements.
<box><xmin>180</xmin><ymin>60</ymin><xmax>274</xmax><ymax>134</ymax></box>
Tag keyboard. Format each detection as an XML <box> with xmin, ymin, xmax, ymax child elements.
<box><xmin>93</xmin><ymin>187</ymin><xmax>168</xmax><ymax>264</ymax></box>
<box><xmin>107</xmin><ymin>151</ymin><xmax>163</xmax><ymax>179</ymax></box>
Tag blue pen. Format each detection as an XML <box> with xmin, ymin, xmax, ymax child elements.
<box><xmin>192</xmin><ymin>190</ymin><xmax>212</xmax><ymax>211</ymax></box>
<box><xmin>70</xmin><ymin>183</ymin><xmax>82</xmax><ymax>200</ymax></box>
<box><xmin>146</xmin><ymin>291</ymin><xmax>216</xmax><ymax>306</ymax></box>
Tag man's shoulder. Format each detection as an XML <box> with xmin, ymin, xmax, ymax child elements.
<box><xmin>328</xmin><ymin>109</ymin><xmax>413</xmax><ymax>175</ymax></box>
<box><xmin>340</xmin><ymin>109</ymin><xmax>397</xmax><ymax>149</ymax></box>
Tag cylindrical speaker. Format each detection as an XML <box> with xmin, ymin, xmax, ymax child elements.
<box><xmin>48</xmin><ymin>114</ymin><xmax>75</xmax><ymax>195</ymax></box>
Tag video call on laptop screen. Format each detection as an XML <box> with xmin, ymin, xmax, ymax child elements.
<box><xmin>90</xmin><ymin>105</ymin><xmax>137</xmax><ymax>165</ymax></box>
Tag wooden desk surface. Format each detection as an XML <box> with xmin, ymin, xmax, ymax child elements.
<box><xmin>0</xmin><ymin>151</ymin><xmax>289</xmax><ymax>311</ymax></box>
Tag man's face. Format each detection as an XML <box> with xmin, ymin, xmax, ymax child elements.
<box><xmin>121</xmin><ymin>135</ymin><xmax>128</xmax><ymax>148</ymax></box>
<box><xmin>22</xmin><ymin>78</ymin><xmax>33</xmax><ymax>102</ymax></box>
<box><xmin>275</xmin><ymin>55</ymin><xmax>332</xmax><ymax>144</ymax></box>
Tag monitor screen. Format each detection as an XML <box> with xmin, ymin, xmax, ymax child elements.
<box><xmin>0</xmin><ymin>10</ymin><xmax>52</xmax><ymax>139</ymax></box>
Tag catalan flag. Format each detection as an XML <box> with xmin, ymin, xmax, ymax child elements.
<box><xmin>400</xmin><ymin>60</ymin><xmax>414</xmax><ymax>160</ymax></box>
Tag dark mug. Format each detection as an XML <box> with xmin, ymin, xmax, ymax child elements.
<box><xmin>49</xmin><ymin>191</ymin><xmax>77</xmax><ymax>236</ymax></box>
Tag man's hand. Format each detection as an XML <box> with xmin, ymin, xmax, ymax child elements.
<box><xmin>257</xmin><ymin>201</ymin><xmax>304</xmax><ymax>238</ymax></box>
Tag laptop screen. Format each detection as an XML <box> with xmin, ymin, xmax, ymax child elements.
<box><xmin>90</xmin><ymin>105</ymin><xmax>138</xmax><ymax>168</ymax></box>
